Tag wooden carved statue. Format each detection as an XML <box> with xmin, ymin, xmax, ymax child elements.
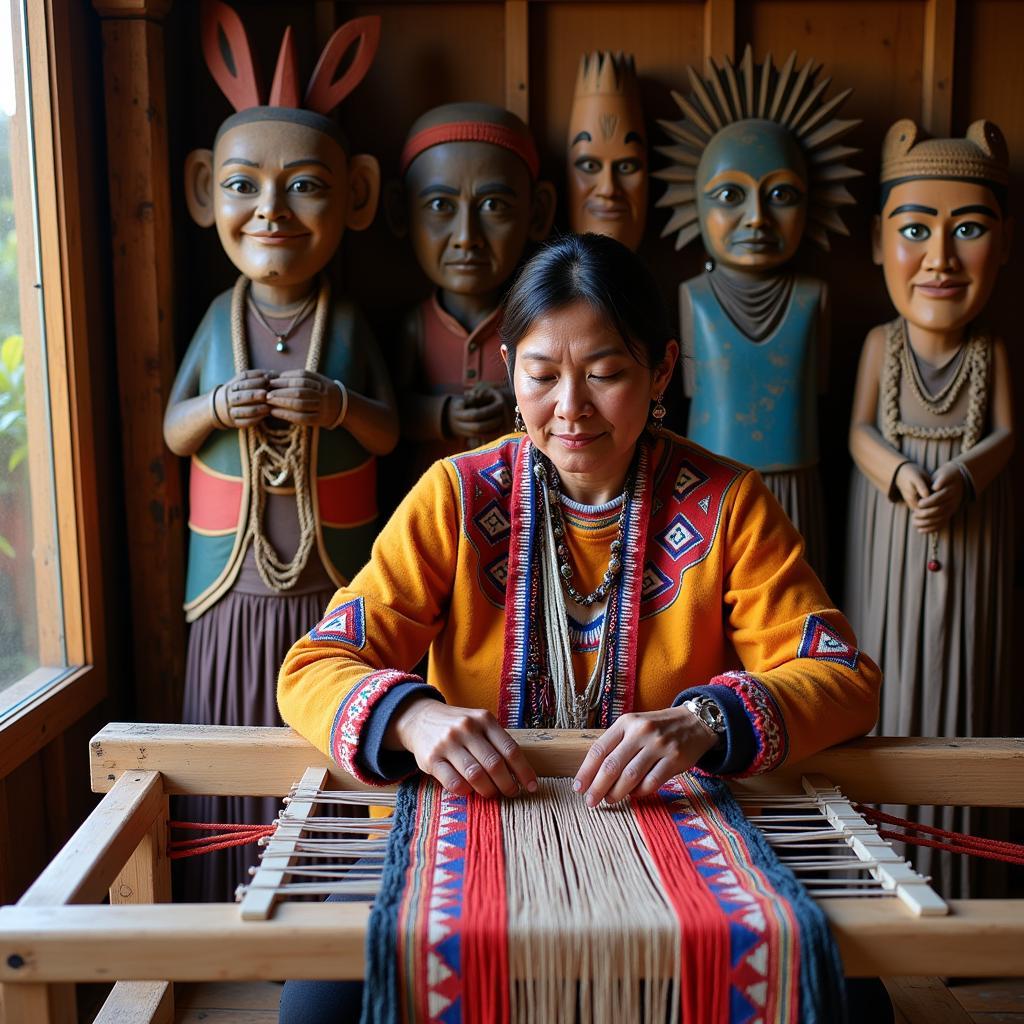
<box><xmin>163</xmin><ymin>0</ymin><xmax>398</xmax><ymax>902</ymax></box>
<box><xmin>391</xmin><ymin>102</ymin><xmax>556</xmax><ymax>469</ymax></box>
<box><xmin>846</xmin><ymin>120</ymin><xmax>1015</xmax><ymax>895</ymax></box>
<box><xmin>657</xmin><ymin>49</ymin><xmax>860</xmax><ymax>575</ymax></box>
<box><xmin>567</xmin><ymin>52</ymin><xmax>647</xmax><ymax>251</ymax></box>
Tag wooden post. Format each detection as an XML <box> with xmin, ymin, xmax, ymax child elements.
<box><xmin>505</xmin><ymin>0</ymin><xmax>529</xmax><ymax>122</ymax></box>
<box><xmin>91</xmin><ymin>0</ymin><xmax>184</xmax><ymax>724</ymax></box>
<box><xmin>923</xmin><ymin>0</ymin><xmax>956</xmax><ymax>136</ymax></box>
<box><xmin>704</xmin><ymin>0</ymin><xmax>735</xmax><ymax>63</ymax></box>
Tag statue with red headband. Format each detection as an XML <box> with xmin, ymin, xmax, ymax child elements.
<box><xmin>163</xmin><ymin>0</ymin><xmax>398</xmax><ymax>902</ymax></box>
<box><xmin>391</xmin><ymin>102</ymin><xmax>556</xmax><ymax>470</ymax></box>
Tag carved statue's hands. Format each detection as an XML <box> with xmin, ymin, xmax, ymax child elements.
<box><xmin>218</xmin><ymin>369</ymin><xmax>271</xmax><ymax>428</ymax></box>
<box><xmin>573</xmin><ymin>706</ymin><xmax>718</xmax><ymax>807</ymax></box>
<box><xmin>445</xmin><ymin>385</ymin><xmax>510</xmax><ymax>444</ymax></box>
<box><xmin>387</xmin><ymin>697</ymin><xmax>538</xmax><ymax>799</ymax></box>
<box><xmin>266</xmin><ymin>370</ymin><xmax>342</xmax><ymax>428</ymax></box>
<box><xmin>912</xmin><ymin>462</ymin><xmax>965</xmax><ymax>533</ymax></box>
<box><xmin>894</xmin><ymin>461</ymin><xmax>932</xmax><ymax>511</ymax></box>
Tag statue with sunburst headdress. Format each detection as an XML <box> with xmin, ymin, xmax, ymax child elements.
<box><xmin>656</xmin><ymin>47</ymin><xmax>860</xmax><ymax>575</ymax></box>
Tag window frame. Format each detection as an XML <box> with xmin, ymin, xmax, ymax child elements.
<box><xmin>0</xmin><ymin>0</ymin><xmax>108</xmax><ymax>780</ymax></box>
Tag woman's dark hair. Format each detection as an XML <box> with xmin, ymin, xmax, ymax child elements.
<box><xmin>877</xmin><ymin>176</ymin><xmax>1008</xmax><ymax>216</ymax></box>
<box><xmin>500</xmin><ymin>233</ymin><xmax>673</xmax><ymax>370</ymax></box>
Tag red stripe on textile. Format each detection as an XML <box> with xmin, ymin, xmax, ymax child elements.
<box><xmin>189</xmin><ymin>458</ymin><xmax>243</xmax><ymax>532</ymax></box>
<box><xmin>316</xmin><ymin>458</ymin><xmax>377</xmax><ymax>526</ymax></box>
<box><xmin>632</xmin><ymin>796</ymin><xmax>730</xmax><ymax>1024</ymax></box>
<box><xmin>462</xmin><ymin>794</ymin><xmax>509</xmax><ymax>1024</ymax></box>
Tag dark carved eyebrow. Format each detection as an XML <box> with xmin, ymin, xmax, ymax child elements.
<box><xmin>474</xmin><ymin>182</ymin><xmax>517</xmax><ymax>197</ymax></box>
<box><xmin>888</xmin><ymin>203</ymin><xmax>938</xmax><ymax>218</ymax></box>
<box><xmin>282</xmin><ymin>158</ymin><xmax>332</xmax><ymax>171</ymax></box>
<box><xmin>951</xmin><ymin>204</ymin><xmax>998</xmax><ymax>218</ymax></box>
<box><xmin>624</xmin><ymin>131</ymin><xmax>644</xmax><ymax>145</ymax></box>
<box><xmin>418</xmin><ymin>183</ymin><xmax>460</xmax><ymax>198</ymax></box>
<box><xmin>571</xmin><ymin>131</ymin><xmax>592</xmax><ymax>146</ymax></box>
<box><xmin>221</xmin><ymin>157</ymin><xmax>259</xmax><ymax>168</ymax></box>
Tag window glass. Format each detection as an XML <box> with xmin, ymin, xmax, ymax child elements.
<box><xmin>0</xmin><ymin>0</ymin><xmax>66</xmax><ymax>696</ymax></box>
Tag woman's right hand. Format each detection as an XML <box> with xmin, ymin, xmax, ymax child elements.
<box><xmin>217</xmin><ymin>369</ymin><xmax>271</xmax><ymax>428</ymax></box>
<box><xmin>894</xmin><ymin>461</ymin><xmax>932</xmax><ymax>510</ymax></box>
<box><xmin>388</xmin><ymin>698</ymin><xmax>538</xmax><ymax>798</ymax></box>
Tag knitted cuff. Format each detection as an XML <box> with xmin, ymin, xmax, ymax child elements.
<box><xmin>685</xmin><ymin>672</ymin><xmax>789</xmax><ymax>777</ymax></box>
<box><xmin>330</xmin><ymin>670</ymin><xmax>426</xmax><ymax>785</ymax></box>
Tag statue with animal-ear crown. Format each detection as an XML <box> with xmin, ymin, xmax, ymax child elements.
<box><xmin>163</xmin><ymin>0</ymin><xmax>398</xmax><ymax>903</ymax></box>
<box><xmin>846</xmin><ymin>119</ymin><xmax>1015</xmax><ymax>898</ymax></box>
<box><xmin>657</xmin><ymin>47</ymin><xmax>861</xmax><ymax>577</ymax></box>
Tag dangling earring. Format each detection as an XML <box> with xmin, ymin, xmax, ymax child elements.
<box><xmin>514</xmin><ymin>405</ymin><xmax>525</xmax><ymax>432</ymax></box>
<box><xmin>650</xmin><ymin>393</ymin><xmax>666</xmax><ymax>431</ymax></box>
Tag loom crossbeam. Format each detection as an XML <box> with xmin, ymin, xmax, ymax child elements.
<box><xmin>1</xmin><ymin>724</ymin><xmax>1022</xmax><ymax>1024</ymax></box>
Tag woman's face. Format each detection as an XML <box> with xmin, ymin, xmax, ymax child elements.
<box><xmin>504</xmin><ymin>300</ymin><xmax>677</xmax><ymax>503</ymax></box>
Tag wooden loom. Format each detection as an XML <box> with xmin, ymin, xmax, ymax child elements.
<box><xmin>0</xmin><ymin>725</ymin><xmax>1022</xmax><ymax>1024</ymax></box>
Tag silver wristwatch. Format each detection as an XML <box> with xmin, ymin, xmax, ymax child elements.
<box><xmin>683</xmin><ymin>696</ymin><xmax>726</xmax><ymax>739</ymax></box>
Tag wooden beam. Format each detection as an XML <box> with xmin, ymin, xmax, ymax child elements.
<box><xmin>109</xmin><ymin>796</ymin><xmax>171</xmax><ymax>906</ymax></box>
<box><xmin>19</xmin><ymin>771</ymin><xmax>164</xmax><ymax>908</ymax></box>
<box><xmin>883</xmin><ymin>977</ymin><xmax>973</xmax><ymax>1024</ymax></box>
<box><xmin>922</xmin><ymin>0</ymin><xmax>956</xmax><ymax>135</ymax></box>
<box><xmin>88</xmin><ymin>724</ymin><xmax>1024</xmax><ymax>807</ymax></box>
<box><xmin>92</xmin><ymin>982</ymin><xmax>173</xmax><ymax>1024</ymax></box>
<box><xmin>505</xmin><ymin>0</ymin><xmax>529</xmax><ymax>122</ymax></box>
<box><xmin>0</xmin><ymin>899</ymin><xmax>1022</xmax><ymax>981</ymax></box>
<box><xmin>703</xmin><ymin>0</ymin><xmax>735</xmax><ymax>63</ymax></box>
<box><xmin>92</xmin><ymin>0</ymin><xmax>186</xmax><ymax>725</ymax></box>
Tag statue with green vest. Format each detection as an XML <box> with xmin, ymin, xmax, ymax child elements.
<box><xmin>162</xmin><ymin>0</ymin><xmax>397</xmax><ymax>902</ymax></box>
<box><xmin>656</xmin><ymin>48</ymin><xmax>860</xmax><ymax>576</ymax></box>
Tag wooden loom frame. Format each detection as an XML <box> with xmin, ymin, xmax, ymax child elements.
<box><xmin>0</xmin><ymin>725</ymin><xmax>1022</xmax><ymax>1024</ymax></box>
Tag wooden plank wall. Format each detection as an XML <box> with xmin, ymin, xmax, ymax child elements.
<box><xmin>130</xmin><ymin>0</ymin><xmax>1024</xmax><ymax>718</ymax></box>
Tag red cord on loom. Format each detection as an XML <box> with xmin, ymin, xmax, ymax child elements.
<box><xmin>852</xmin><ymin>805</ymin><xmax>1024</xmax><ymax>866</ymax></box>
<box><xmin>167</xmin><ymin>821</ymin><xmax>276</xmax><ymax>860</ymax></box>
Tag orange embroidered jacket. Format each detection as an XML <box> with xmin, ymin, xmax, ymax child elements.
<box><xmin>278</xmin><ymin>432</ymin><xmax>880</xmax><ymax>784</ymax></box>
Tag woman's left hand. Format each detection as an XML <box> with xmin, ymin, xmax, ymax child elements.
<box><xmin>573</xmin><ymin>706</ymin><xmax>720</xmax><ymax>807</ymax></box>
<box><xmin>266</xmin><ymin>370</ymin><xmax>342</xmax><ymax>427</ymax></box>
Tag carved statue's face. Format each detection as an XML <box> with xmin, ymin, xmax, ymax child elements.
<box><xmin>212</xmin><ymin>120</ymin><xmax>349</xmax><ymax>287</ymax></box>
<box><xmin>876</xmin><ymin>178</ymin><xmax>1008</xmax><ymax>334</ymax></box>
<box><xmin>696</xmin><ymin>120</ymin><xmax>808</xmax><ymax>272</ymax></box>
<box><xmin>405</xmin><ymin>141</ymin><xmax>535</xmax><ymax>301</ymax></box>
<box><xmin>567</xmin><ymin>94</ymin><xmax>647</xmax><ymax>251</ymax></box>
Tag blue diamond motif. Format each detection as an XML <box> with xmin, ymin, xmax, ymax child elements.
<box><xmin>473</xmin><ymin>500</ymin><xmax>511</xmax><ymax>542</ymax></box>
<box><xmin>657</xmin><ymin>513</ymin><xmax>702</xmax><ymax>561</ymax></box>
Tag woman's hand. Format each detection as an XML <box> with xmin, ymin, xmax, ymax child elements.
<box><xmin>389</xmin><ymin>698</ymin><xmax>538</xmax><ymax>798</ymax></box>
<box><xmin>894</xmin><ymin>461</ymin><xmax>932</xmax><ymax>510</ymax></box>
<box><xmin>218</xmin><ymin>369</ymin><xmax>271</xmax><ymax>428</ymax></box>
<box><xmin>266</xmin><ymin>370</ymin><xmax>342</xmax><ymax>427</ymax></box>
<box><xmin>912</xmin><ymin>462</ymin><xmax>965</xmax><ymax>534</ymax></box>
<box><xmin>573</xmin><ymin>706</ymin><xmax>719</xmax><ymax>807</ymax></box>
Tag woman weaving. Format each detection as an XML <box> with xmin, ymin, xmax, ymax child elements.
<box><xmin>277</xmin><ymin>233</ymin><xmax>882</xmax><ymax>1021</ymax></box>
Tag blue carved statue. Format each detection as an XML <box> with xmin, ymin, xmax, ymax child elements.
<box><xmin>656</xmin><ymin>48</ymin><xmax>860</xmax><ymax>575</ymax></box>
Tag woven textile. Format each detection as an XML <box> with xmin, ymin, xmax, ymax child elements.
<box><xmin>362</xmin><ymin>775</ymin><xmax>846</xmax><ymax>1024</ymax></box>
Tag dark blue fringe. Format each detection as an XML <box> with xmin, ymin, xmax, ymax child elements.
<box><xmin>696</xmin><ymin>776</ymin><xmax>849</xmax><ymax>1024</ymax></box>
<box><xmin>360</xmin><ymin>779</ymin><xmax>418</xmax><ymax>1024</ymax></box>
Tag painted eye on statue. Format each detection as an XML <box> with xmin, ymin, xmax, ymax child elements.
<box><xmin>614</xmin><ymin>159</ymin><xmax>642</xmax><ymax>176</ymax></box>
<box><xmin>953</xmin><ymin>221</ymin><xmax>988</xmax><ymax>241</ymax></box>
<box><xmin>479</xmin><ymin>196</ymin><xmax>510</xmax><ymax>214</ymax></box>
<box><xmin>899</xmin><ymin>223</ymin><xmax>931</xmax><ymax>241</ymax></box>
<box><xmin>574</xmin><ymin>157</ymin><xmax>602</xmax><ymax>175</ymax></box>
<box><xmin>287</xmin><ymin>177</ymin><xmax>327</xmax><ymax>195</ymax></box>
<box><xmin>708</xmin><ymin>185</ymin><xmax>744</xmax><ymax>206</ymax></box>
<box><xmin>425</xmin><ymin>197</ymin><xmax>455</xmax><ymax>214</ymax></box>
<box><xmin>221</xmin><ymin>176</ymin><xmax>258</xmax><ymax>195</ymax></box>
<box><xmin>766</xmin><ymin>184</ymin><xmax>803</xmax><ymax>206</ymax></box>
